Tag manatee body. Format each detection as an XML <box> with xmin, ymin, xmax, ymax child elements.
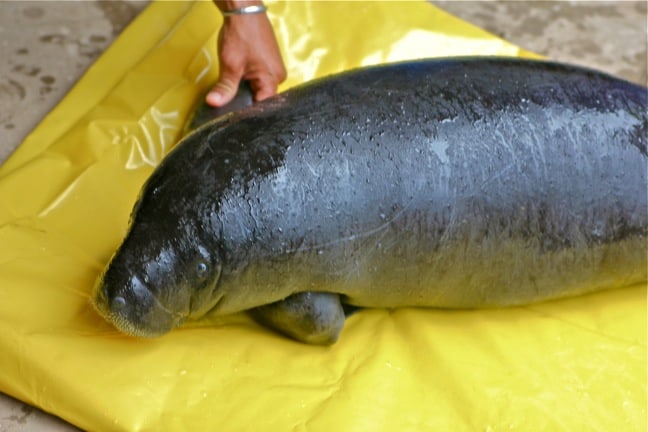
<box><xmin>93</xmin><ymin>58</ymin><xmax>648</xmax><ymax>344</ymax></box>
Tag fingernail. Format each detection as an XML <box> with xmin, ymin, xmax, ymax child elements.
<box><xmin>206</xmin><ymin>91</ymin><xmax>222</xmax><ymax>106</ymax></box>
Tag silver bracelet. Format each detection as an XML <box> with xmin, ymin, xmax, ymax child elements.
<box><xmin>221</xmin><ymin>4</ymin><xmax>268</xmax><ymax>17</ymax></box>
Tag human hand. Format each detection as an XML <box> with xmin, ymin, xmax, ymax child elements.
<box><xmin>207</xmin><ymin>1</ymin><xmax>287</xmax><ymax>107</ymax></box>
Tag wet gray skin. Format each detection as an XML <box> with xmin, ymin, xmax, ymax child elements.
<box><xmin>93</xmin><ymin>58</ymin><xmax>648</xmax><ymax>344</ymax></box>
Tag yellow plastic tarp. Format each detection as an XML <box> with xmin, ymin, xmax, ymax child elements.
<box><xmin>0</xmin><ymin>1</ymin><xmax>645</xmax><ymax>431</ymax></box>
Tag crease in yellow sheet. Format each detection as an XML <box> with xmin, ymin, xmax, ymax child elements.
<box><xmin>0</xmin><ymin>1</ymin><xmax>644</xmax><ymax>431</ymax></box>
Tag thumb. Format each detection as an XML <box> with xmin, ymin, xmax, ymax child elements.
<box><xmin>206</xmin><ymin>73</ymin><xmax>241</xmax><ymax>107</ymax></box>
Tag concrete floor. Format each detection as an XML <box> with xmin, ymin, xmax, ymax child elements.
<box><xmin>0</xmin><ymin>1</ymin><xmax>646</xmax><ymax>431</ymax></box>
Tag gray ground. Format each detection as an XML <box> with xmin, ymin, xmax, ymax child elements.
<box><xmin>0</xmin><ymin>1</ymin><xmax>645</xmax><ymax>431</ymax></box>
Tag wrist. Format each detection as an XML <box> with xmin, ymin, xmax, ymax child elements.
<box><xmin>214</xmin><ymin>1</ymin><xmax>266</xmax><ymax>16</ymax></box>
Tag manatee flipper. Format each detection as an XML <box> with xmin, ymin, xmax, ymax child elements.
<box><xmin>249</xmin><ymin>292</ymin><xmax>345</xmax><ymax>345</ymax></box>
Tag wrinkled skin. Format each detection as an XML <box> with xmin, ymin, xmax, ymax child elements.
<box><xmin>93</xmin><ymin>58</ymin><xmax>648</xmax><ymax>344</ymax></box>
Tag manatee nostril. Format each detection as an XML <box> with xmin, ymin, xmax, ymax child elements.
<box><xmin>111</xmin><ymin>296</ymin><xmax>127</xmax><ymax>311</ymax></box>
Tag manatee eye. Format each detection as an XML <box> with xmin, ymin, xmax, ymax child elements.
<box><xmin>195</xmin><ymin>261</ymin><xmax>209</xmax><ymax>279</ymax></box>
<box><xmin>111</xmin><ymin>296</ymin><xmax>126</xmax><ymax>311</ymax></box>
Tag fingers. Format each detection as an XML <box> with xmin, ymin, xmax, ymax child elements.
<box><xmin>252</xmin><ymin>85</ymin><xmax>278</xmax><ymax>102</ymax></box>
<box><xmin>207</xmin><ymin>9</ymin><xmax>287</xmax><ymax>107</ymax></box>
<box><xmin>206</xmin><ymin>73</ymin><xmax>240</xmax><ymax>107</ymax></box>
<box><xmin>209</xmin><ymin>69</ymin><xmax>283</xmax><ymax>107</ymax></box>
<box><xmin>249</xmin><ymin>75</ymin><xmax>279</xmax><ymax>102</ymax></box>
<box><xmin>247</xmin><ymin>58</ymin><xmax>287</xmax><ymax>102</ymax></box>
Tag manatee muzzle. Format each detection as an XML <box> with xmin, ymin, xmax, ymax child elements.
<box><xmin>93</xmin><ymin>272</ymin><xmax>186</xmax><ymax>337</ymax></box>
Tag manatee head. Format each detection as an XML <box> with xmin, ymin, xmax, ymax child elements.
<box><xmin>92</xmin><ymin>161</ymin><xmax>225</xmax><ymax>337</ymax></box>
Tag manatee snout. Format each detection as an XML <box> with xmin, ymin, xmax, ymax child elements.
<box><xmin>92</xmin><ymin>266</ymin><xmax>185</xmax><ymax>337</ymax></box>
